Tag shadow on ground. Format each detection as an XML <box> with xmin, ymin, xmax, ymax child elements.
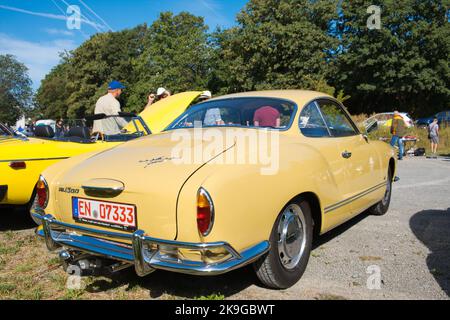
<box><xmin>85</xmin><ymin>264</ymin><xmax>258</xmax><ymax>299</ymax></box>
<box><xmin>0</xmin><ymin>206</ymin><xmax>36</xmax><ymax>231</ymax></box>
<box><xmin>83</xmin><ymin>211</ymin><xmax>371</xmax><ymax>299</ymax></box>
<box><xmin>410</xmin><ymin>208</ymin><xmax>450</xmax><ymax>297</ymax></box>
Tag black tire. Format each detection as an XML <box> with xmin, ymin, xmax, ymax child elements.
<box><xmin>253</xmin><ymin>198</ymin><xmax>313</xmax><ymax>289</ymax></box>
<box><xmin>27</xmin><ymin>189</ymin><xmax>41</xmax><ymax>226</ymax></box>
<box><xmin>369</xmin><ymin>168</ymin><xmax>393</xmax><ymax>216</ymax></box>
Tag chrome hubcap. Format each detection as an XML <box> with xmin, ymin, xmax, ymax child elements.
<box><xmin>277</xmin><ymin>204</ymin><xmax>306</xmax><ymax>270</ymax></box>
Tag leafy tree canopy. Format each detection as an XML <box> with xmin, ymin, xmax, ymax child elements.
<box><xmin>0</xmin><ymin>54</ymin><xmax>32</xmax><ymax>124</ymax></box>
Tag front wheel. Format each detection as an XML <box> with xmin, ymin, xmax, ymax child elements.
<box><xmin>369</xmin><ymin>168</ymin><xmax>393</xmax><ymax>216</ymax></box>
<box><xmin>253</xmin><ymin>199</ymin><xmax>313</xmax><ymax>289</ymax></box>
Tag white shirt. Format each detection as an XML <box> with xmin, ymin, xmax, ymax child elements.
<box><xmin>92</xmin><ymin>93</ymin><xmax>128</xmax><ymax>135</ymax></box>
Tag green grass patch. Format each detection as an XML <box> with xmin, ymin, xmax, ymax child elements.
<box><xmin>195</xmin><ymin>293</ymin><xmax>225</xmax><ymax>300</ymax></box>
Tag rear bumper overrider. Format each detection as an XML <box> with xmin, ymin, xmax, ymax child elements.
<box><xmin>32</xmin><ymin>211</ymin><xmax>270</xmax><ymax>276</ymax></box>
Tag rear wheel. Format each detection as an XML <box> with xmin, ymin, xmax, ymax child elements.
<box><xmin>369</xmin><ymin>168</ymin><xmax>393</xmax><ymax>216</ymax></box>
<box><xmin>253</xmin><ymin>199</ymin><xmax>313</xmax><ymax>289</ymax></box>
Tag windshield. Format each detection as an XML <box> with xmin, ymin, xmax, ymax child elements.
<box><xmin>167</xmin><ymin>97</ymin><xmax>297</xmax><ymax>130</ymax></box>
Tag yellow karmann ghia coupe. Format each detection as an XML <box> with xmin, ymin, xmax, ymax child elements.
<box><xmin>0</xmin><ymin>92</ymin><xmax>203</xmax><ymax>218</ymax></box>
<box><xmin>33</xmin><ymin>90</ymin><xmax>397</xmax><ymax>289</ymax></box>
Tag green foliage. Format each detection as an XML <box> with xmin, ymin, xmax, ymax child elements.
<box><xmin>0</xmin><ymin>54</ymin><xmax>32</xmax><ymax>124</ymax></box>
<box><xmin>336</xmin><ymin>0</ymin><xmax>450</xmax><ymax>116</ymax></box>
<box><xmin>210</xmin><ymin>0</ymin><xmax>340</xmax><ymax>93</ymax></box>
<box><xmin>128</xmin><ymin>12</ymin><xmax>213</xmax><ymax>113</ymax></box>
<box><xmin>34</xmin><ymin>1</ymin><xmax>448</xmax><ymax>120</ymax></box>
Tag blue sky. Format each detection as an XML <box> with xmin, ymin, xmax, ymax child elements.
<box><xmin>0</xmin><ymin>0</ymin><xmax>248</xmax><ymax>90</ymax></box>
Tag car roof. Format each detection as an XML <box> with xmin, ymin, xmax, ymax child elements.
<box><xmin>209</xmin><ymin>90</ymin><xmax>334</xmax><ymax>108</ymax></box>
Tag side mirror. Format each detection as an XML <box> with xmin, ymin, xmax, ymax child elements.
<box><xmin>365</xmin><ymin>120</ymin><xmax>378</xmax><ymax>134</ymax></box>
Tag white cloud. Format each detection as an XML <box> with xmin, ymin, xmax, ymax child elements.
<box><xmin>44</xmin><ymin>28</ymin><xmax>75</xmax><ymax>36</ymax></box>
<box><xmin>0</xmin><ymin>33</ymin><xmax>77</xmax><ymax>90</ymax></box>
<box><xmin>0</xmin><ymin>4</ymin><xmax>107</xmax><ymax>31</ymax></box>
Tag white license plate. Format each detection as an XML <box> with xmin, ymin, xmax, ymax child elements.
<box><xmin>72</xmin><ymin>197</ymin><xmax>137</xmax><ymax>231</ymax></box>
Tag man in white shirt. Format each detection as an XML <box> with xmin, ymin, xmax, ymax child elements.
<box><xmin>93</xmin><ymin>81</ymin><xmax>128</xmax><ymax>135</ymax></box>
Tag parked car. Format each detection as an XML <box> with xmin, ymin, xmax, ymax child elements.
<box><xmin>415</xmin><ymin>111</ymin><xmax>450</xmax><ymax>128</ymax></box>
<box><xmin>363</xmin><ymin>112</ymin><xmax>414</xmax><ymax>129</ymax></box>
<box><xmin>0</xmin><ymin>91</ymin><xmax>203</xmax><ymax>216</ymax></box>
<box><xmin>33</xmin><ymin>90</ymin><xmax>397</xmax><ymax>289</ymax></box>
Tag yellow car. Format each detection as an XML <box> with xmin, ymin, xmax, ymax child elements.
<box><xmin>0</xmin><ymin>91</ymin><xmax>203</xmax><ymax>212</ymax></box>
<box><xmin>33</xmin><ymin>90</ymin><xmax>397</xmax><ymax>289</ymax></box>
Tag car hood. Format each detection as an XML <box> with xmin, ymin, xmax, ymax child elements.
<box><xmin>49</xmin><ymin>129</ymin><xmax>235</xmax><ymax>240</ymax></box>
<box><xmin>136</xmin><ymin>91</ymin><xmax>202</xmax><ymax>133</ymax></box>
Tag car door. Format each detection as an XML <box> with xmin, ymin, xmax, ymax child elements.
<box><xmin>317</xmin><ymin>99</ymin><xmax>384</xmax><ymax>218</ymax></box>
<box><xmin>298</xmin><ymin>101</ymin><xmax>353</xmax><ymax>231</ymax></box>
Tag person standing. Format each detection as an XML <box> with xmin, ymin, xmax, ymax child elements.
<box><xmin>93</xmin><ymin>80</ymin><xmax>128</xmax><ymax>135</ymax></box>
<box><xmin>390</xmin><ymin>111</ymin><xmax>406</xmax><ymax>160</ymax></box>
<box><xmin>428</xmin><ymin>117</ymin><xmax>439</xmax><ymax>158</ymax></box>
<box><xmin>143</xmin><ymin>87</ymin><xmax>171</xmax><ymax>111</ymax></box>
<box><xmin>55</xmin><ymin>119</ymin><xmax>65</xmax><ymax>138</ymax></box>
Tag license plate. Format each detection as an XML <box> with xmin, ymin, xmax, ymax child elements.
<box><xmin>72</xmin><ymin>197</ymin><xmax>137</xmax><ymax>231</ymax></box>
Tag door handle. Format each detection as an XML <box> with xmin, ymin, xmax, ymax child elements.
<box><xmin>342</xmin><ymin>151</ymin><xmax>352</xmax><ymax>159</ymax></box>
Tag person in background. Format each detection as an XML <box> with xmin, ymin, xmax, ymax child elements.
<box><xmin>55</xmin><ymin>119</ymin><xmax>65</xmax><ymax>137</ymax></box>
<box><xmin>390</xmin><ymin>111</ymin><xmax>406</xmax><ymax>160</ymax></box>
<box><xmin>428</xmin><ymin>117</ymin><xmax>439</xmax><ymax>158</ymax></box>
<box><xmin>254</xmin><ymin>106</ymin><xmax>281</xmax><ymax>128</ymax></box>
<box><xmin>198</xmin><ymin>90</ymin><xmax>212</xmax><ymax>102</ymax></box>
<box><xmin>93</xmin><ymin>80</ymin><xmax>128</xmax><ymax>135</ymax></box>
<box><xmin>144</xmin><ymin>87</ymin><xmax>171</xmax><ymax>111</ymax></box>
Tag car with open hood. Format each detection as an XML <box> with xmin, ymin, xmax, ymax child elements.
<box><xmin>33</xmin><ymin>90</ymin><xmax>397</xmax><ymax>289</ymax></box>
<box><xmin>0</xmin><ymin>91</ymin><xmax>203</xmax><ymax>215</ymax></box>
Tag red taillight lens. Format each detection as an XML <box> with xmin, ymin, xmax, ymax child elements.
<box><xmin>197</xmin><ymin>188</ymin><xmax>214</xmax><ymax>236</ymax></box>
<box><xmin>36</xmin><ymin>176</ymin><xmax>49</xmax><ymax>208</ymax></box>
<box><xmin>9</xmin><ymin>161</ymin><xmax>26</xmax><ymax>169</ymax></box>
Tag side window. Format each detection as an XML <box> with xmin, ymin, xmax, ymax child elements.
<box><xmin>318</xmin><ymin>100</ymin><xmax>358</xmax><ymax>137</ymax></box>
<box><xmin>299</xmin><ymin>102</ymin><xmax>330</xmax><ymax>137</ymax></box>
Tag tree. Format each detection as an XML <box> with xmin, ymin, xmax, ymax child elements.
<box><xmin>128</xmin><ymin>12</ymin><xmax>212</xmax><ymax>112</ymax></box>
<box><xmin>335</xmin><ymin>0</ymin><xmax>450</xmax><ymax>116</ymax></box>
<box><xmin>0</xmin><ymin>54</ymin><xmax>32</xmax><ymax>124</ymax></box>
<box><xmin>210</xmin><ymin>0</ymin><xmax>340</xmax><ymax>94</ymax></box>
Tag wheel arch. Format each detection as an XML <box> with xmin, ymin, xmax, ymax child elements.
<box><xmin>389</xmin><ymin>157</ymin><xmax>396</xmax><ymax>180</ymax></box>
<box><xmin>290</xmin><ymin>191</ymin><xmax>322</xmax><ymax>238</ymax></box>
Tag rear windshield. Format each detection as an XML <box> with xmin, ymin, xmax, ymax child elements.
<box><xmin>166</xmin><ymin>97</ymin><xmax>297</xmax><ymax>130</ymax></box>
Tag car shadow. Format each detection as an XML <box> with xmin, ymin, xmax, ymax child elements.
<box><xmin>85</xmin><ymin>264</ymin><xmax>258</xmax><ymax>299</ymax></box>
<box><xmin>84</xmin><ymin>211</ymin><xmax>372</xmax><ymax>298</ymax></box>
<box><xmin>410</xmin><ymin>208</ymin><xmax>450</xmax><ymax>297</ymax></box>
<box><xmin>313</xmin><ymin>211</ymin><xmax>370</xmax><ymax>249</ymax></box>
<box><xmin>0</xmin><ymin>206</ymin><xmax>36</xmax><ymax>231</ymax></box>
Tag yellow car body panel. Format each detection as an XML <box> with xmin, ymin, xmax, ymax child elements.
<box><xmin>0</xmin><ymin>92</ymin><xmax>201</xmax><ymax>206</ymax></box>
<box><xmin>125</xmin><ymin>91</ymin><xmax>202</xmax><ymax>133</ymax></box>
<box><xmin>38</xmin><ymin>90</ymin><xmax>396</xmax><ymax>258</ymax></box>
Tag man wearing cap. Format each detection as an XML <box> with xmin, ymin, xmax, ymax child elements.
<box><xmin>93</xmin><ymin>81</ymin><xmax>128</xmax><ymax>135</ymax></box>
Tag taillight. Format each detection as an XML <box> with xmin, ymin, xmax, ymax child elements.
<box><xmin>9</xmin><ymin>161</ymin><xmax>26</xmax><ymax>169</ymax></box>
<box><xmin>36</xmin><ymin>176</ymin><xmax>49</xmax><ymax>208</ymax></box>
<box><xmin>197</xmin><ymin>188</ymin><xmax>214</xmax><ymax>236</ymax></box>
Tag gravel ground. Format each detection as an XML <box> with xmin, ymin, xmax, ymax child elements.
<box><xmin>1</xmin><ymin>156</ymin><xmax>449</xmax><ymax>300</ymax></box>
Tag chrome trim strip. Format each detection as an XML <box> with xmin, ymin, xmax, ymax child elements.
<box><xmin>324</xmin><ymin>181</ymin><xmax>387</xmax><ymax>214</ymax></box>
<box><xmin>33</xmin><ymin>213</ymin><xmax>269</xmax><ymax>276</ymax></box>
<box><xmin>0</xmin><ymin>157</ymin><xmax>69</xmax><ymax>163</ymax></box>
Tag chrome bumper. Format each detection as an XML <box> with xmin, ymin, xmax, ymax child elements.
<box><xmin>33</xmin><ymin>213</ymin><xmax>270</xmax><ymax>276</ymax></box>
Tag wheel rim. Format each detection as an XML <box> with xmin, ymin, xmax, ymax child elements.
<box><xmin>277</xmin><ymin>204</ymin><xmax>306</xmax><ymax>270</ymax></box>
<box><xmin>382</xmin><ymin>177</ymin><xmax>391</xmax><ymax>206</ymax></box>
